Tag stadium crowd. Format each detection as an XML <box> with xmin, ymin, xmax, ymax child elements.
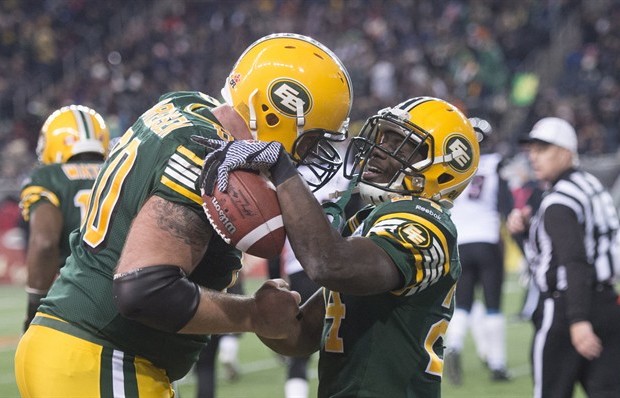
<box><xmin>0</xmin><ymin>0</ymin><xmax>619</xmax><ymax>192</ymax></box>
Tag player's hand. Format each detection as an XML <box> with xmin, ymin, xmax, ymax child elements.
<box><xmin>251</xmin><ymin>278</ymin><xmax>302</xmax><ymax>339</ymax></box>
<box><xmin>191</xmin><ymin>137</ymin><xmax>285</xmax><ymax>194</ymax></box>
<box><xmin>23</xmin><ymin>291</ymin><xmax>45</xmax><ymax>333</ymax></box>
<box><xmin>506</xmin><ymin>206</ymin><xmax>532</xmax><ymax>234</ymax></box>
<box><xmin>570</xmin><ymin>321</ymin><xmax>602</xmax><ymax>360</ymax></box>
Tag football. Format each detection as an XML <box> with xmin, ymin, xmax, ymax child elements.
<box><xmin>202</xmin><ymin>170</ymin><xmax>285</xmax><ymax>259</ymax></box>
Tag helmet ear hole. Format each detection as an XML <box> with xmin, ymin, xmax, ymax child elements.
<box><xmin>438</xmin><ymin>173</ymin><xmax>454</xmax><ymax>184</ymax></box>
<box><xmin>266</xmin><ymin>113</ymin><xmax>280</xmax><ymax>126</ymax></box>
<box><xmin>261</xmin><ymin>104</ymin><xmax>269</xmax><ymax>112</ymax></box>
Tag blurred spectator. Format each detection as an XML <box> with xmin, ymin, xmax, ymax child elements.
<box><xmin>1</xmin><ymin>0</ymin><xmax>619</xmax><ymax>197</ymax></box>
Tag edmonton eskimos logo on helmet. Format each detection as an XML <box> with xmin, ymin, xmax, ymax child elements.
<box><xmin>268</xmin><ymin>79</ymin><xmax>312</xmax><ymax>117</ymax></box>
<box><xmin>444</xmin><ymin>134</ymin><xmax>474</xmax><ymax>172</ymax></box>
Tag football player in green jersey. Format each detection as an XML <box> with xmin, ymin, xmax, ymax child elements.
<box><xmin>15</xmin><ymin>33</ymin><xmax>353</xmax><ymax>398</ymax></box>
<box><xmin>197</xmin><ymin>97</ymin><xmax>480</xmax><ymax>397</ymax></box>
<box><xmin>20</xmin><ymin>105</ymin><xmax>110</xmax><ymax>332</ymax></box>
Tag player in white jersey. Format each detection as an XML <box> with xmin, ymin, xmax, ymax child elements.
<box><xmin>444</xmin><ymin>117</ymin><xmax>514</xmax><ymax>384</ymax></box>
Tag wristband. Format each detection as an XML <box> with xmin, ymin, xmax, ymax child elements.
<box><xmin>270</xmin><ymin>152</ymin><xmax>298</xmax><ymax>186</ymax></box>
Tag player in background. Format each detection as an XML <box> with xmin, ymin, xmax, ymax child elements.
<box><xmin>14</xmin><ymin>33</ymin><xmax>352</xmax><ymax>398</ymax></box>
<box><xmin>19</xmin><ymin>105</ymin><xmax>109</xmax><ymax>332</ymax></box>
<box><xmin>443</xmin><ymin>117</ymin><xmax>514</xmax><ymax>384</ymax></box>
<box><xmin>197</xmin><ymin>97</ymin><xmax>480</xmax><ymax>397</ymax></box>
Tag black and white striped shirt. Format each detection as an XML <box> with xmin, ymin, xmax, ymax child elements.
<box><xmin>525</xmin><ymin>168</ymin><xmax>619</xmax><ymax>317</ymax></box>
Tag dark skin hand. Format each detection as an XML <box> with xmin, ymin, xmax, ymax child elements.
<box><xmin>258</xmin><ymin>289</ymin><xmax>326</xmax><ymax>357</ymax></box>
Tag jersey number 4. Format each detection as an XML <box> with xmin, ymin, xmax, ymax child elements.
<box><xmin>324</xmin><ymin>285</ymin><xmax>455</xmax><ymax>377</ymax></box>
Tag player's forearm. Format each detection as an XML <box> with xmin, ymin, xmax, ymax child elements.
<box><xmin>258</xmin><ymin>331</ymin><xmax>318</xmax><ymax>357</ymax></box>
<box><xmin>26</xmin><ymin>242</ymin><xmax>60</xmax><ymax>291</ymax></box>
<box><xmin>276</xmin><ymin>176</ymin><xmax>347</xmax><ymax>281</ymax></box>
<box><xmin>180</xmin><ymin>289</ymin><xmax>256</xmax><ymax>334</ymax></box>
<box><xmin>276</xmin><ymin>176</ymin><xmax>400</xmax><ymax>295</ymax></box>
<box><xmin>179</xmin><ymin>278</ymin><xmax>301</xmax><ymax>339</ymax></box>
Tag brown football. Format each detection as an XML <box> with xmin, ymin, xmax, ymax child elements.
<box><xmin>202</xmin><ymin>170</ymin><xmax>285</xmax><ymax>259</ymax></box>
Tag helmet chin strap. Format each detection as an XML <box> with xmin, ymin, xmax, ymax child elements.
<box><xmin>358</xmin><ymin>183</ymin><xmax>402</xmax><ymax>205</ymax></box>
<box><xmin>296</xmin><ymin>99</ymin><xmax>305</xmax><ymax>136</ymax></box>
<box><xmin>358</xmin><ymin>173</ymin><xmax>407</xmax><ymax>205</ymax></box>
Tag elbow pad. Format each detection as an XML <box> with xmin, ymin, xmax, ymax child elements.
<box><xmin>113</xmin><ymin>265</ymin><xmax>200</xmax><ymax>333</ymax></box>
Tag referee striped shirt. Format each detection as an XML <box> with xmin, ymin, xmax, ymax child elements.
<box><xmin>524</xmin><ymin>168</ymin><xmax>619</xmax><ymax>298</ymax></box>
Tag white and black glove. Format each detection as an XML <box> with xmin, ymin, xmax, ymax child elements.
<box><xmin>191</xmin><ymin>136</ymin><xmax>298</xmax><ymax>194</ymax></box>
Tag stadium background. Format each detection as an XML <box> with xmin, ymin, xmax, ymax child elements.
<box><xmin>0</xmin><ymin>1</ymin><xmax>618</xmax><ymax>396</ymax></box>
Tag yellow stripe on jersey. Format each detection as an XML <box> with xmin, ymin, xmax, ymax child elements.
<box><xmin>161</xmin><ymin>145</ymin><xmax>203</xmax><ymax>204</ymax></box>
<box><xmin>161</xmin><ymin>176</ymin><xmax>202</xmax><ymax>204</ymax></box>
<box><xmin>345</xmin><ymin>215</ymin><xmax>361</xmax><ymax>234</ymax></box>
<box><xmin>20</xmin><ymin>186</ymin><xmax>61</xmax><ymax>221</ymax></box>
<box><xmin>176</xmin><ymin>145</ymin><xmax>204</xmax><ymax>166</ymax></box>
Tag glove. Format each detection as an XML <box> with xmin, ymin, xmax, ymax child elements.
<box><xmin>191</xmin><ymin>136</ymin><xmax>297</xmax><ymax>194</ymax></box>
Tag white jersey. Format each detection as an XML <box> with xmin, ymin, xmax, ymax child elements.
<box><xmin>451</xmin><ymin>153</ymin><xmax>503</xmax><ymax>244</ymax></box>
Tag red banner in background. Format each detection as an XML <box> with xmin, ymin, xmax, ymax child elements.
<box><xmin>0</xmin><ymin>197</ymin><xmax>272</xmax><ymax>285</ymax></box>
<box><xmin>0</xmin><ymin>199</ymin><xmax>26</xmax><ymax>285</ymax></box>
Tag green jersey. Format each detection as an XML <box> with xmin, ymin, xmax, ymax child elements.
<box><xmin>20</xmin><ymin>161</ymin><xmax>102</xmax><ymax>264</ymax></box>
<box><xmin>37</xmin><ymin>91</ymin><xmax>241</xmax><ymax>381</ymax></box>
<box><xmin>318</xmin><ymin>196</ymin><xmax>461</xmax><ymax>398</ymax></box>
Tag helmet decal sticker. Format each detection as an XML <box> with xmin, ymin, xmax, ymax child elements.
<box><xmin>268</xmin><ymin>79</ymin><xmax>312</xmax><ymax>117</ymax></box>
<box><xmin>228</xmin><ymin>73</ymin><xmax>241</xmax><ymax>89</ymax></box>
<box><xmin>445</xmin><ymin>134</ymin><xmax>474</xmax><ymax>172</ymax></box>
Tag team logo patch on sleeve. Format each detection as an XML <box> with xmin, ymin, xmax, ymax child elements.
<box><xmin>396</xmin><ymin>221</ymin><xmax>431</xmax><ymax>248</ymax></box>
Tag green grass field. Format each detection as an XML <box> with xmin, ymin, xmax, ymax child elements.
<box><xmin>0</xmin><ymin>274</ymin><xmax>587</xmax><ymax>397</ymax></box>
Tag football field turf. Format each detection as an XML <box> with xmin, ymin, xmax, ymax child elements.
<box><xmin>0</xmin><ymin>274</ymin><xmax>587</xmax><ymax>397</ymax></box>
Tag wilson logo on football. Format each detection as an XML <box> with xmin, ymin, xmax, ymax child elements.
<box><xmin>210</xmin><ymin>197</ymin><xmax>237</xmax><ymax>236</ymax></box>
<box><xmin>268</xmin><ymin>79</ymin><xmax>312</xmax><ymax>117</ymax></box>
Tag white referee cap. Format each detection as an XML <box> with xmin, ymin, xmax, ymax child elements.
<box><xmin>520</xmin><ymin>117</ymin><xmax>578</xmax><ymax>154</ymax></box>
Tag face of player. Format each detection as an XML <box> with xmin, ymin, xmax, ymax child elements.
<box><xmin>527</xmin><ymin>142</ymin><xmax>573</xmax><ymax>183</ymax></box>
<box><xmin>363</xmin><ymin>130</ymin><xmax>420</xmax><ymax>184</ymax></box>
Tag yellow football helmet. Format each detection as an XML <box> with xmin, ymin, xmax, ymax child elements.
<box><xmin>344</xmin><ymin>97</ymin><xmax>480</xmax><ymax>207</ymax></box>
<box><xmin>222</xmin><ymin>33</ymin><xmax>353</xmax><ymax>190</ymax></box>
<box><xmin>37</xmin><ymin>105</ymin><xmax>110</xmax><ymax>164</ymax></box>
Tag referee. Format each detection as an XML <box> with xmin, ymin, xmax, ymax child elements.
<box><xmin>507</xmin><ymin>117</ymin><xmax>620</xmax><ymax>398</ymax></box>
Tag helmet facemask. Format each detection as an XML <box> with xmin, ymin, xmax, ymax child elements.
<box><xmin>345</xmin><ymin>107</ymin><xmax>432</xmax><ymax>204</ymax></box>
<box><xmin>292</xmin><ymin>127</ymin><xmax>348</xmax><ymax>191</ymax></box>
